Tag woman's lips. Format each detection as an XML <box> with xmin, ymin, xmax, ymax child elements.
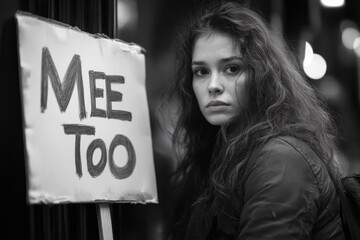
<box><xmin>206</xmin><ymin>100</ymin><xmax>229</xmax><ymax>111</ymax></box>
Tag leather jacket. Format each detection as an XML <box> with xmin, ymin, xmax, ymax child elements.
<box><xmin>184</xmin><ymin>136</ymin><xmax>346</xmax><ymax>240</ymax></box>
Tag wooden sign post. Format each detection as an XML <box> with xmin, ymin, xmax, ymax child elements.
<box><xmin>97</xmin><ymin>204</ymin><xmax>114</xmax><ymax>240</ymax></box>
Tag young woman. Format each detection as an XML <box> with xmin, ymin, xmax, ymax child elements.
<box><xmin>161</xmin><ymin>2</ymin><xmax>345</xmax><ymax>239</ymax></box>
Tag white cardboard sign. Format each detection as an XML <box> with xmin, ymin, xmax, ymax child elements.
<box><xmin>15</xmin><ymin>12</ymin><xmax>158</xmax><ymax>204</ymax></box>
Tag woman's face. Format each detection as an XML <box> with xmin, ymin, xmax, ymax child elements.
<box><xmin>191</xmin><ymin>32</ymin><xmax>246</xmax><ymax>126</ymax></box>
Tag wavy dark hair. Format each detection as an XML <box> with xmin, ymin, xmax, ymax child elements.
<box><xmin>160</xmin><ymin>1</ymin><xmax>340</xmax><ymax>239</ymax></box>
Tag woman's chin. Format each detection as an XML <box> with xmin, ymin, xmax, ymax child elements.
<box><xmin>205</xmin><ymin>115</ymin><xmax>233</xmax><ymax>126</ymax></box>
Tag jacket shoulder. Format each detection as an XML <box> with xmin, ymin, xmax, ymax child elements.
<box><xmin>239</xmin><ymin>137</ymin><xmax>321</xmax><ymax>239</ymax></box>
<box><xmin>245</xmin><ymin>136</ymin><xmax>321</xmax><ymax>182</ymax></box>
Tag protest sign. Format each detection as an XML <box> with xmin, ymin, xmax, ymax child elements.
<box><xmin>15</xmin><ymin>12</ymin><xmax>158</xmax><ymax>204</ymax></box>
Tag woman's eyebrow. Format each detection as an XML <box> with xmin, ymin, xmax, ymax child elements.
<box><xmin>191</xmin><ymin>60</ymin><xmax>205</xmax><ymax>66</ymax></box>
<box><xmin>192</xmin><ymin>56</ymin><xmax>243</xmax><ymax>66</ymax></box>
<box><xmin>219</xmin><ymin>56</ymin><xmax>243</xmax><ymax>63</ymax></box>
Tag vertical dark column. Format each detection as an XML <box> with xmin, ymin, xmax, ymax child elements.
<box><xmin>103</xmin><ymin>0</ymin><xmax>117</xmax><ymax>38</ymax></box>
<box><xmin>48</xmin><ymin>0</ymin><xmax>55</xmax><ymax>19</ymax></box>
<box><xmin>59</xmin><ymin>0</ymin><xmax>70</xmax><ymax>24</ymax></box>
<box><xmin>84</xmin><ymin>0</ymin><xmax>103</xmax><ymax>34</ymax></box>
<box><xmin>0</xmin><ymin>0</ymin><xmax>31</xmax><ymax>239</ymax></box>
<box><xmin>75</xmin><ymin>0</ymin><xmax>84</xmax><ymax>30</ymax></box>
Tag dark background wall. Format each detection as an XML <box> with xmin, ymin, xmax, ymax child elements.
<box><xmin>1</xmin><ymin>0</ymin><xmax>31</xmax><ymax>239</ymax></box>
<box><xmin>1</xmin><ymin>0</ymin><xmax>360</xmax><ymax>239</ymax></box>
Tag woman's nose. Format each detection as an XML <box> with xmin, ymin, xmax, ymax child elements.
<box><xmin>208</xmin><ymin>73</ymin><xmax>224</xmax><ymax>94</ymax></box>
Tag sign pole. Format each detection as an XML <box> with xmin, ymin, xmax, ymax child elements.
<box><xmin>97</xmin><ymin>203</ymin><xmax>114</xmax><ymax>240</ymax></box>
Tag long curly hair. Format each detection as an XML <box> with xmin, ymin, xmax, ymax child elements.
<box><xmin>161</xmin><ymin>1</ymin><xmax>340</xmax><ymax>239</ymax></box>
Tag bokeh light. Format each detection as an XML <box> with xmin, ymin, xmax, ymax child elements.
<box><xmin>303</xmin><ymin>42</ymin><xmax>314</xmax><ymax>66</ymax></box>
<box><xmin>320</xmin><ymin>0</ymin><xmax>345</xmax><ymax>8</ymax></box>
<box><xmin>341</xmin><ymin>27</ymin><xmax>360</xmax><ymax>49</ymax></box>
<box><xmin>303</xmin><ymin>42</ymin><xmax>327</xmax><ymax>80</ymax></box>
<box><xmin>354</xmin><ymin>37</ymin><xmax>360</xmax><ymax>57</ymax></box>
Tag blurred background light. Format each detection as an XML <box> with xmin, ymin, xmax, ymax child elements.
<box><xmin>354</xmin><ymin>37</ymin><xmax>360</xmax><ymax>57</ymax></box>
<box><xmin>303</xmin><ymin>41</ymin><xmax>314</xmax><ymax>66</ymax></box>
<box><xmin>304</xmin><ymin>54</ymin><xmax>327</xmax><ymax>79</ymax></box>
<box><xmin>341</xmin><ymin>27</ymin><xmax>360</xmax><ymax>49</ymax></box>
<box><xmin>303</xmin><ymin>42</ymin><xmax>327</xmax><ymax>80</ymax></box>
<box><xmin>117</xmin><ymin>0</ymin><xmax>137</xmax><ymax>31</ymax></box>
<box><xmin>320</xmin><ymin>0</ymin><xmax>345</xmax><ymax>8</ymax></box>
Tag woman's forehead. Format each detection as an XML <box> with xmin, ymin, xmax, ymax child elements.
<box><xmin>192</xmin><ymin>31</ymin><xmax>242</xmax><ymax>61</ymax></box>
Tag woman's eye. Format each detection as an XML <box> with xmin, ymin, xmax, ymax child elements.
<box><xmin>225</xmin><ymin>65</ymin><xmax>240</xmax><ymax>74</ymax></box>
<box><xmin>193</xmin><ymin>68</ymin><xmax>208</xmax><ymax>77</ymax></box>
